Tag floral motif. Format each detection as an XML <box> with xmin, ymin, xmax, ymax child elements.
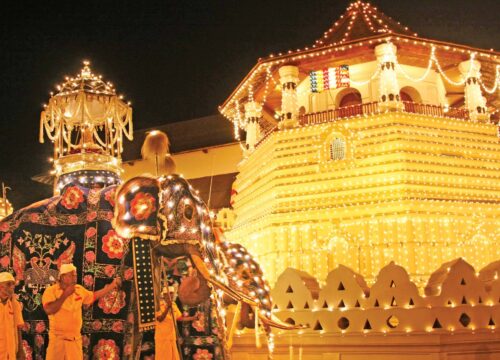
<box><xmin>0</xmin><ymin>222</ymin><xmax>9</xmax><ymax>232</ymax></box>
<box><xmin>60</xmin><ymin>186</ymin><xmax>85</xmax><ymax>210</ymax></box>
<box><xmin>130</xmin><ymin>192</ymin><xmax>156</xmax><ymax>221</ymax></box>
<box><xmin>82</xmin><ymin>335</ymin><xmax>90</xmax><ymax>347</ymax></box>
<box><xmin>111</xmin><ymin>321</ymin><xmax>124</xmax><ymax>333</ymax></box>
<box><xmin>69</xmin><ymin>215</ymin><xmax>79</xmax><ymax>224</ymax></box>
<box><xmin>1</xmin><ymin>232</ymin><xmax>11</xmax><ymax>245</ymax></box>
<box><xmin>29</xmin><ymin>213</ymin><xmax>40</xmax><ymax>222</ymax></box>
<box><xmin>22</xmin><ymin>340</ymin><xmax>33</xmax><ymax>360</ymax></box>
<box><xmin>93</xmin><ymin>339</ymin><xmax>120</xmax><ymax>360</ymax></box>
<box><xmin>92</xmin><ymin>320</ymin><xmax>103</xmax><ymax>331</ymax></box>
<box><xmin>48</xmin><ymin>217</ymin><xmax>57</xmax><ymax>226</ymax></box>
<box><xmin>123</xmin><ymin>344</ymin><xmax>132</xmax><ymax>356</ymax></box>
<box><xmin>35</xmin><ymin>322</ymin><xmax>46</xmax><ymax>333</ymax></box>
<box><xmin>84</xmin><ymin>250</ymin><xmax>96</xmax><ymax>263</ymax></box>
<box><xmin>98</xmin><ymin>290</ymin><xmax>126</xmax><ymax>314</ymax></box>
<box><xmin>124</xmin><ymin>268</ymin><xmax>134</xmax><ymax>280</ymax></box>
<box><xmin>0</xmin><ymin>255</ymin><xmax>9</xmax><ymax>268</ymax></box>
<box><xmin>102</xmin><ymin>230</ymin><xmax>125</xmax><ymax>259</ymax></box>
<box><xmin>85</xmin><ymin>227</ymin><xmax>97</xmax><ymax>239</ymax></box>
<box><xmin>105</xmin><ymin>189</ymin><xmax>116</xmax><ymax>207</ymax></box>
<box><xmin>83</xmin><ymin>274</ymin><xmax>94</xmax><ymax>287</ymax></box>
<box><xmin>193</xmin><ymin>348</ymin><xmax>213</xmax><ymax>360</ymax></box>
<box><xmin>104</xmin><ymin>265</ymin><xmax>116</xmax><ymax>277</ymax></box>
<box><xmin>86</xmin><ymin>211</ymin><xmax>97</xmax><ymax>221</ymax></box>
<box><xmin>192</xmin><ymin>312</ymin><xmax>206</xmax><ymax>332</ymax></box>
<box><xmin>34</xmin><ymin>334</ymin><xmax>44</xmax><ymax>348</ymax></box>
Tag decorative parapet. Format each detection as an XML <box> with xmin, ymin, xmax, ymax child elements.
<box><xmin>270</xmin><ymin>258</ymin><xmax>499</xmax><ymax>333</ymax></box>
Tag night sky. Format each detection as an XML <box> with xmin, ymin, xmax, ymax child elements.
<box><xmin>0</xmin><ymin>0</ymin><xmax>498</xmax><ymax>209</ymax></box>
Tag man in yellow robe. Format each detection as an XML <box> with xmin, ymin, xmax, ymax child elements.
<box><xmin>42</xmin><ymin>263</ymin><xmax>121</xmax><ymax>360</ymax></box>
<box><xmin>0</xmin><ymin>272</ymin><xmax>25</xmax><ymax>360</ymax></box>
<box><xmin>155</xmin><ymin>286</ymin><xmax>197</xmax><ymax>360</ymax></box>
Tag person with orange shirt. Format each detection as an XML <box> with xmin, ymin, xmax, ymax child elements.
<box><xmin>0</xmin><ymin>272</ymin><xmax>25</xmax><ymax>360</ymax></box>
<box><xmin>155</xmin><ymin>286</ymin><xmax>197</xmax><ymax>360</ymax></box>
<box><xmin>42</xmin><ymin>263</ymin><xmax>121</xmax><ymax>360</ymax></box>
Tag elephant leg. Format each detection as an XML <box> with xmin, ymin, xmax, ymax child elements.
<box><xmin>190</xmin><ymin>254</ymin><xmax>258</xmax><ymax>307</ymax></box>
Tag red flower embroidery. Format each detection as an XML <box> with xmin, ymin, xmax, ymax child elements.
<box><xmin>85</xmin><ymin>227</ymin><xmax>97</xmax><ymax>238</ymax></box>
<box><xmin>48</xmin><ymin>217</ymin><xmax>58</xmax><ymax>226</ymax></box>
<box><xmin>193</xmin><ymin>349</ymin><xmax>213</xmax><ymax>360</ymax></box>
<box><xmin>86</xmin><ymin>211</ymin><xmax>97</xmax><ymax>221</ymax></box>
<box><xmin>84</xmin><ymin>251</ymin><xmax>96</xmax><ymax>263</ymax></box>
<box><xmin>0</xmin><ymin>256</ymin><xmax>9</xmax><ymax>268</ymax></box>
<box><xmin>111</xmin><ymin>321</ymin><xmax>124</xmax><ymax>333</ymax></box>
<box><xmin>35</xmin><ymin>334</ymin><xmax>44</xmax><ymax>348</ymax></box>
<box><xmin>124</xmin><ymin>268</ymin><xmax>134</xmax><ymax>280</ymax></box>
<box><xmin>123</xmin><ymin>344</ymin><xmax>132</xmax><ymax>356</ymax></box>
<box><xmin>92</xmin><ymin>320</ymin><xmax>102</xmax><ymax>331</ymax></box>
<box><xmin>102</xmin><ymin>230</ymin><xmax>125</xmax><ymax>259</ymax></box>
<box><xmin>1</xmin><ymin>233</ymin><xmax>11</xmax><ymax>245</ymax></box>
<box><xmin>35</xmin><ymin>322</ymin><xmax>45</xmax><ymax>333</ymax></box>
<box><xmin>30</xmin><ymin>213</ymin><xmax>40</xmax><ymax>222</ymax></box>
<box><xmin>0</xmin><ymin>222</ymin><xmax>9</xmax><ymax>232</ymax></box>
<box><xmin>104</xmin><ymin>265</ymin><xmax>116</xmax><ymax>277</ymax></box>
<box><xmin>192</xmin><ymin>312</ymin><xmax>205</xmax><ymax>332</ymax></box>
<box><xmin>98</xmin><ymin>290</ymin><xmax>126</xmax><ymax>314</ymax></box>
<box><xmin>105</xmin><ymin>189</ymin><xmax>116</xmax><ymax>207</ymax></box>
<box><xmin>94</xmin><ymin>339</ymin><xmax>120</xmax><ymax>360</ymax></box>
<box><xmin>82</xmin><ymin>335</ymin><xmax>90</xmax><ymax>347</ymax></box>
<box><xmin>83</xmin><ymin>275</ymin><xmax>94</xmax><ymax>287</ymax></box>
<box><xmin>61</xmin><ymin>186</ymin><xmax>85</xmax><ymax>210</ymax></box>
<box><xmin>22</xmin><ymin>340</ymin><xmax>33</xmax><ymax>360</ymax></box>
<box><xmin>69</xmin><ymin>215</ymin><xmax>79</xmax><ymax>224</ymax></box>
<box><xmin>130</xmin><ymin>192</ymin><xmax>156</xmax><ymax>221</ymax></box>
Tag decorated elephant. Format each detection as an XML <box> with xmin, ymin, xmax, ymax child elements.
<box><xmin>0</xmin><ymin>171</ymin><xmax>293</xmax><ymax>359</ymax></box>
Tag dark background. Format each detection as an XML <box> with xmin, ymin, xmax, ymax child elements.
<box><xmin>0</xmin><ymin>0</ymin><xmax>498</xmax><ymax>209</ymax></box>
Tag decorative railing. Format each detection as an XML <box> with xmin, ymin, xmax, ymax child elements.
<box><xmin>298</xmin><ymin>101</ymin><xmax>470</xmax><ymax>126</ymax></box>
<box><xmin>254</xmin><ymin>102</ymin><xmax>471</xmax><ymax>149</ymax></box>
<box><xmin>270</xmin><ymin>258</ymin><xmax>500</xmax><ymax>334</ymax></box>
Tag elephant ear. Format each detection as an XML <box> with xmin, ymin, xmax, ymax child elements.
<box><xmin>113</xmin><ymin>176</ymin><xmax>162</xmax><ymax>241</ymax></box>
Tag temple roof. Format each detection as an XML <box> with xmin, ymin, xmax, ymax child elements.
<box><xmin>314</xmin><ymin>1</ymin><xmax>417</xmax><ymax>47</ymax></box>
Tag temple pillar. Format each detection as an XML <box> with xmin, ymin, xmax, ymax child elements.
<box><xmin>375</xmin><ymin>43</ymin><xmax>403</xmax><ymax>111</ymax></box>
<box><xmin>244</xmin><ymin>101</ymin><xmax>262</xmax><ymax>151</ymax></box>
<box><xmin>279</xmin><ymin>65</ymin><xmax>299</xmax><ymax>129</ymax></box>
<box><xmin>458</xmin><ymin>60</ymin><xmax>489</xmax><ymax>122</ymax></box>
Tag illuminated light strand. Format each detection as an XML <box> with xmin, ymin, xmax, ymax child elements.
<box><xmin>219</xmin><ymin>33</ymin><xmax>497</xmax><ymax>119</ymax></box>
<box><xmin>350</xmin><ymin>66</ymin><xmax>381</xmax><ymax>86</ymax></box>
<box><xmin>478</xmin><ymin>65</ymin><xmax>500</xmax><ymax>94</ymax></box>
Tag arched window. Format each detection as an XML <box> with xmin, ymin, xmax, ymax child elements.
<box><xmin>339</xmin><ymin>91</ymin><xmax>362</xmax><ymax>107</ymax></box>
<box><xmin>399</xmin><ymin>86</ymin><xmax>422</xmax><ymax>103</ymax></box>
<box><xmin>330</xmin><ymin>137</ymin><xmax>346</xmax><ymax>160</ymax></box>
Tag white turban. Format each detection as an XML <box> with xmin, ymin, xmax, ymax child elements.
<box><xmin>0</xmin><ymin>272</ymin><xmax>15</xmax><ymax>283</ymax></box>
<box><xmin>59</xmin><ymin>263</ymin><xmax>77</xmax><ymax>277</ymax></box>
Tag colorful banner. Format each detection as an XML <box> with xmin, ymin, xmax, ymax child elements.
<box><xmin>310</xmin><ymin>65</ymin><xmax>350</xmax><ymax>93</ymax></box>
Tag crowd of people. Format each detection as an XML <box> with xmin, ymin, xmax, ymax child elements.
<box><xmin>0</xmin><ymin>264</ymin><xmax>194</xmax><ymax>360</ymax></box>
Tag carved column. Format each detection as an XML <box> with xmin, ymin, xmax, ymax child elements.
<box><xmin>279</xmin><ymin>65</ymin><xmax>299</xmax><ymax>128</ymax></box>
<box><xmin>459</xmin><ymin>60</ymin><xmax>489</xmax><ymax>122</ymax></box>
<box><xmin>244</xmin><ymin>101</ymin><xmax>262</xmax><ymax>151</ymax></box>
<box><xmin>375</xmin><ymin>43</ymin><xmax>402</xmax><ymax>111</ymax></box>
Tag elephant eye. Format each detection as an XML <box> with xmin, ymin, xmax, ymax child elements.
<box><xmin>184</xmin><ymin>204</ymin><xmax>194</xmax><ymax>220</ymax></box>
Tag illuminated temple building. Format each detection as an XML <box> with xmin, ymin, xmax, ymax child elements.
<box><xmin>214</xmin><ymin>1</ymin><xmax>500</xmax><ymax>358</ymax></box>
<box><xmin>218</xmin><ymin>1</ymin><xmax>500</xmax><ymax>289</ymax></box>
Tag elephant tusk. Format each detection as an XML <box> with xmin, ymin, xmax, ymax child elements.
<box><xmin>258</xmin><ymin>314</ymin><xmax>309</xmax><ymax>330</ymax></box>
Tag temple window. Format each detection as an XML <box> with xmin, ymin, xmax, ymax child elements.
<box><xmin>337</xmin><ymin>88</ymin><xmax>363</xmax><ymax>108</ymax></box>
<box><xmin>399</xmin><ymin>86</ymin><xmax>422</xmax><ymax>103</ymax></box>
<box><xmin>330</xmin><ymin>137</ymin><xmax>346</xmax><ymax>160</ymax></box>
